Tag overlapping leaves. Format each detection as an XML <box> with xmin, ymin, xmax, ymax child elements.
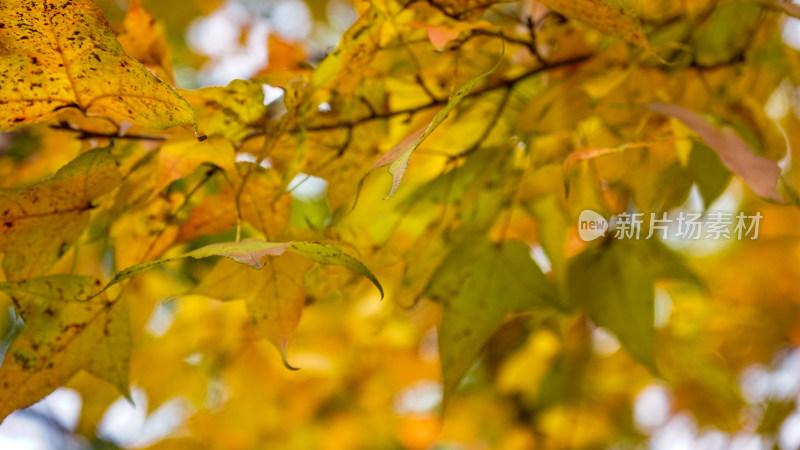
<box><xmin>0</xmin><ymin>0</ymin><xmax>796</xmax><ymax>443</ymax></box>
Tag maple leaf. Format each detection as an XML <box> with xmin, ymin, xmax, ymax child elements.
<box><xmin>537</xmin><ymin>0</ymin><xmax>650</xmax><ymax>50</ymax></box>
<box><xmin>426</xmin><ymin>237</ymin><xmax>555</xmax><ymax>406</ymax></box>
<box><xmin>191</xmin><ymin>241</ymin><xmax>382</xmax><ymax>367</ymax></box>
<box><xmin>156</xmin><ymin>135</ymin><xmax>236</xmax><ymax>194</ymax></box>
<box><xmin>0</xmin><ymin>0</ymin><xmax>797</xmax><ymax>443</ymax></box>
<box><xmin>116</xmin><ymin>0</ymin><xmax>175</xmax><ymax>85</ymax></box>
<box><xmin>253</xmin><ymin>34</ymin><xmax>311</xmax><ymax>87</ymax></box>
<box><xmin>0</xmin><ymin>0</ymin><xmax>194</xmax><ymax>131</ymax></box>
<box><xmin>193</xmin><ymin>253</ymin><xmax>311</xmax><ymax>369</ymax></box>
<box><xmin>0</xmin><ymin>147</ymin><xmax>121</xmax><ymax>281</ymax></box>
<box><xmin>179</xmin><ymin>79</ymin><xmax>267</xmax><ymax>141</ymax></box>
<box><xmin>567</xmin><ymin>239</ymin><xmax>698</xmax><ymax>371</ymax></box>
<box><xmin>0</xmin><ymin>276</ymin><xmax>130</xmax><ymax>423</ymax></box>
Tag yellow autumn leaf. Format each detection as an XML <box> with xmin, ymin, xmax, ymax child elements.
<box><xmin>193</xmin><ymin>253</ymin><xmax>313</xmax><ymax>369</ymax></box>
<box><xmin>497</xmin><ymin>329</ymin><xmax>561</xmax><ymax>398</ymax></box>
<box><xmin>0</xmin><ymin>276</ymin><xmax>130</xmax><ymax>423</ymax></box>
<box><xmin>0</xmin><ymin>0</ymin><xmax>797</xmax><ymax>444</ymax></box>
<box><xmin>537</xmin><ymin>0</ymin><xmax>650</xmax><ymax>50</ymax></box>
<box><xmin>0</xmin><ymin>147</ymin><xmax>121</xmax><ymax>281</ymax></box>
<box><xmin>116</xmin><ymin>0</ymin><xmax>175</xmax><ymax>85</ymax></box>
<box><xmin>581</xmin><ymin>67</ymin><xmax>632</xmax><ymax>100</ymax></box>
<box><xmin>177</xmin><ymin>167</ymin><xmax>291</xmax><ymax>243</ymax></box>
<box><xmin>157</xmin><ymin>135</ymin><xmax>236</xmax><ymax>193</ymax></box>
<box><xmin>0</xmin><ymin>0</ymin><xmax>194</xmax><ymax>131</ymax></box>
<box><xmin>179</xmin><ymin>79</ymin><xmax>267</xmax><ymax>141</ymax></box>
<box><xmin>188</xmin><ymin>241</ymin><xmax>381</xmax><ymax>368</ymax></box>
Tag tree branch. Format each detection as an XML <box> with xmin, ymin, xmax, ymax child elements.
<box><xmin>49</xmin><ymin>122</ymin><xmax>167</xmax><ymax>141</ymax></box>
<box><xmin>298</xmin><ymin>53</ymin><xmax>592</xmax><ymax>133</ymax></box>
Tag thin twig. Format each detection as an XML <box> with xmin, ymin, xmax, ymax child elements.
<box><xmin>296</xmin><ymin>53</ymin><xmax>592</xmax><ymax>134</ymax></box>
<box><xmin>453</xmin><ymin>86</ymin><xmax>513</xmax><ymax>160</ymax></box>
<box><xmin>49</xmin><ymin>122</ymin><xmax>167</xmax><ymax>141</ymax></box>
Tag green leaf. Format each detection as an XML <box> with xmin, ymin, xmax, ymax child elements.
<box><xmin>426</xmin><ymin>237</ymin><xmax>555</xmax><ymax>405</ymax></box>
<box><xmin>567</xmin><ymin>239</ymin><xmax>697</xmax><ymax>370</ymax></box>
<box><xmin>690</xmin><ymin>1</ymin><xmax>761</xmax><ymax>67</ymax></box>
<box><xmin>688</xmin><ymin>142</ymin><xmax>732</xmax><ymax>209</ymax></box>
<box><xmin>288</xmin><ymin>242</ymin><xmax>383</xmax><ymax>298</ymax></box>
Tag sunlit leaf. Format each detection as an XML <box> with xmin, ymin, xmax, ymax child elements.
<box><xmin>116</xmin><ymin>0</ymin><xmax>175</xmax><ymax>84</ymax></box>
<box><xmin>179</xmin><ymin>79</ymin><xmax>266</xmax><ymax>140</ymax></box>
<box><xmin>157</xmin><ymin>135</ymin><xmax>236</xmax><ymax>192</ymax></box>
<box><xmin>0</xmin><ymin>0</ymin><xmax>194</xmax><ymax>131</ymax></box>
<box><xmin>0</xmin><ymin>0</ymin><xmax>795</xmax><ymax>442</ymax></box>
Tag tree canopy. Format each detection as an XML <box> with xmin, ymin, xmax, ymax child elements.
<box><xmin>1</xmin><ymin>0</ymin><xmax>800</xmax><ymax>448</ymax></box>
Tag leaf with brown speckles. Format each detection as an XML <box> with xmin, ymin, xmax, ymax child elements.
<box><xmin>0</xmin><ymin>147</ymin><xmax>121</xmax><ymax>281</ymax></box>
<box><xmin>0</xmin><ymin>0</ymin><xmax>194</xmax><ymax>131</ymax></box>
<box><xmin>538</xmin><ymin>0</ymin><xmax>651</xmax><ymax>50</ymax></box>
<box><xmin>0</xmin><ymin>275</ymin><xmax>131</xmax><ymax>423</ymax></box>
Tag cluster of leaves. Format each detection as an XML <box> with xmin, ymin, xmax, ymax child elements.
<box><xmin>1</xmin><ymin>0</ymin><xmax>800</xmax><ymax>447</ymax></box>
